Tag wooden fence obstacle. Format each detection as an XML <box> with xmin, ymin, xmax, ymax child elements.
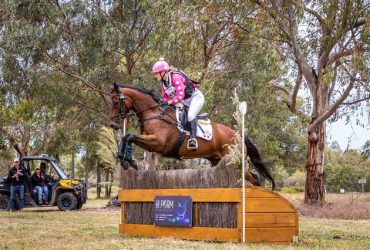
<box><xmin>118</xmin><ymin>186</ymin><xmax>299</xmax><ymax>243</ymax></box>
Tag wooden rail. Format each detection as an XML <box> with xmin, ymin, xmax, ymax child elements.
<box><xmin>118</xmin><ymin>186</ymin><xmax>298</xmax><ymax>243</ymax></box>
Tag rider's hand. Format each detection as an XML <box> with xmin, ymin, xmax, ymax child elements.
<box><xmin>168</xmin><ymin>100</ymin><xmax>173</xmax><ymax>105</ymax></box>
<box><xmin>158</xmin><ymin>99</ymin><xmax>167</xmax><ymax>105</ymax></box>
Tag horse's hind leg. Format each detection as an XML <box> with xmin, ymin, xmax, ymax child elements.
<box><xmin>245</xmin><ymin>171</ymin><xmax>260</xmax><ymax>186</ymax></box>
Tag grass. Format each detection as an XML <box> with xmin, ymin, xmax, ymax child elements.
<box><xmin>1</xmin><ymin>198</ymin><xmax>370</xmax><ymax>249</ymax></box>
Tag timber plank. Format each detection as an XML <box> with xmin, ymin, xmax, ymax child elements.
<box><xmin>244</xmin><ymin>212</ymin><xmax>297</xmax><ymax>228</ymax></box>
<box><xmin>246</xmin><ymin>187</ymin><xmax>279</xmax><ymax>198</ymax></box>
<box><xmin>119</xmin><ymin>224</ymin><xmax>240</xmax><ymax>242</ymax></box>
<box><xmin>118</xmin><ymin>188</ymin><xmax>241</xmax><ymax>202</ymax></box>
<box><xmin>246</xmin><ymin>198</ymin><xmax>296</xmax><ymax>213</ymax></box>
<box><xmin>245</xmin><ymin>227</ymin><xmax>297</xmax><ymax>243</ymax></box>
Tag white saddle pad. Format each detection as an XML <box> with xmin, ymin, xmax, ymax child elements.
<box><xmin>176</xmin><ymin>109</ymin><xmax>213</xmax><ymax>140</ymax></box>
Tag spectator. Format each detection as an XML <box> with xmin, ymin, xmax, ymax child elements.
<box><xmin>40</xmin><ymin>162</ymin><xmax>53</xmax><ymax>201</ymax></box>
<box><xmin>31</xmin><ymin>166</ymin><xmax>49</xmax><ymax>205</ymax></box>
<box><xmin>7</xmin><ymin>158</ymin><xmax>26</xmax><ymax>211</ymax></box>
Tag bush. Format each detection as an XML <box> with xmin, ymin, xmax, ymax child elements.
<box><xmin>284</xmin><ymin>170</ymin><xmax>306</xmax><ymax>187</ymax></box>
<box><xmin>281</xmin><ymin>186</ymin><xmax>304</xmax><ymax>193</ymax></box>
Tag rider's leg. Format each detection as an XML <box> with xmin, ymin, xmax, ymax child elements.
<box><xmin>187</xmin><ymin>90</ymin><xmax>205</xmax><ymax>150</ymax></box>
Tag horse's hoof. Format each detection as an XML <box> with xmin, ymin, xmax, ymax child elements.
<box><xmin>120</xmin><ymin>160</ymin><xmax>130</xmax><ymax>170</ymax></box>
<box><xmin>130</xmin><ymin>160</ymin><xmax>138</xmax><ymax>170</ymax></box>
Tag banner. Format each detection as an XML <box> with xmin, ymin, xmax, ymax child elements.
<box><xmin>154</xmin><ymin>196</ymin><xmax>192</xmax><ymax>227</ymax></box>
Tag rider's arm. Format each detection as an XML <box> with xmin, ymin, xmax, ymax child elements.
<box><xmin>161</xmin><ymin>84</ymin><xmax>169</xmax><ymax>102</ymax></box>
<box><xmin>169</xmin><ymin>74</ymin><xmax>185</xmax><ymax>104</ymax></box>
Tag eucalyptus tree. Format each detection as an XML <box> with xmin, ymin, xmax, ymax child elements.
<box><xmin>248</xmin><ymin>0</ymin><xmax>369</xmax><ymax>203</ymax></box>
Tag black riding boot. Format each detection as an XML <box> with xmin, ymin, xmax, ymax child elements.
<box><xmin>187</xmin><ymin>119</ymin><xmax>198</xmax><ymax>151</ymax></box>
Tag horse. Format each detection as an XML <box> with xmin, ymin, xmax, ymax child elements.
<box><xmin>110</xmin><ymin>83</ymin><xmax>275</xmax><ymax>190</ymax></box>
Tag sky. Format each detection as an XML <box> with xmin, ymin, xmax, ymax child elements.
<box><xmin>327</xmin><ymin>115</ymin><xmax>369</xmax><ymax>150</ymax></box>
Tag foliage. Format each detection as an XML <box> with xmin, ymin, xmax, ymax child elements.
<box><xmin>95</xmin><ymin>126</ymin><xmax>118</xmax><ymax>173</ymax></box>
<box><xmin>284</xmin><ymin>170</ymin><xmax>306</xmax><ymax>188</ymax></box>
<box><xmin>325</xmin><ymin>147</ymin><xmax>370</xmax><ymax>192</ymax></box>
<box><xmin>0</xmin><ymin>0</ymin><xmax>367</xmax><ymax>200</ymax></box>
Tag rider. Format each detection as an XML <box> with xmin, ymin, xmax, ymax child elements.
<box><xmin>152</xmin><ymin>58</ymin><xmax>204</xmax><ymax>151</ymax></box>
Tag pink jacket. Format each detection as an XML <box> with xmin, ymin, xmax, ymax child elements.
<box><xmin>161</xmin><ymin>73</ymin><xmax>199</xmax><ymax>104</ymax></box>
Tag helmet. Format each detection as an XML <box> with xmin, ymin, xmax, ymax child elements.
<box><xmin>152</xmin><ymin>58</ymin><xmax>169</xmax><ymax>73</ymax></box>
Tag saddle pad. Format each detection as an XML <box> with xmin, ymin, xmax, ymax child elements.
<box><xmin>176</xmin><ymin>109</ymin><xmax>213</xmax><ymax>140</ymax></box>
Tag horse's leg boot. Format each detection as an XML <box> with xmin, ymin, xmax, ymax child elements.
<box><xmin>187</xmin><ymin>119</ymin><xmax>198</xmax><ymax>151</ymax></box>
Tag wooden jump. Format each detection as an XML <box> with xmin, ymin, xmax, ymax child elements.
<box><xmin>118</xmin><ymin>186</ymin><xmax>299</xmax><ymax>243</ymax></box>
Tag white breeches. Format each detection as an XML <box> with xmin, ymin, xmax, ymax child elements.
<box><xmin>184</xmin><ymin>90</ymin><xmax>205</xmax><ymax>121</ymax></box>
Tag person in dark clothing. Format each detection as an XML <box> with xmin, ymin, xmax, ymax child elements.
<box><xmin>40</xmin><ymin>162</ymin><xmax>53</xmax><ymax>201</ymax></box>
<box><xmin>31</xmin><ymin>166</ymin><xmax>49</xmax><ymax>205</ymax></box>
<box><xmin>7</xmin><ymin>158</ymin><xmax>26</xmax><ymax>211</ymax></box>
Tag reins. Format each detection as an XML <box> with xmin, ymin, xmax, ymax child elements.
<box><xmin>111</xmin><ymin>89</ymin><xmax>179</xmax><ymax>127</ymax></box>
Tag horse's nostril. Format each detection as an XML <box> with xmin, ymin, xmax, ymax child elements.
<box><xmin>110</xmin><ymin>123</ymin><xmax>118</xmax><ymax>130</ymax></box>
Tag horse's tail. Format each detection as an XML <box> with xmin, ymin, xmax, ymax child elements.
<box><xmin>245</xmin><ymin>137</ymin><xmax>276</xmax><ymax>190</ymax></box>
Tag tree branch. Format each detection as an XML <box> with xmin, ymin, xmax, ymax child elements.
<box><xmin>342</xmin><ymin>97</ymin><xmax>370</xmax><ymax>105</ymax></box>
<box><xmin>0</xmin><ymin>127</ymin><xmax>24</xmax><ymax>157</ymax></box>
<box><xmin>304</xmin><ymin>7</ymin><xmax>325</xmax><ymax>29</ymax></box>
<box><xmin>327</xmin><ymin>47</ymin><xmax>370</xmax><ymax>66</ymax></box>
<box><xmin>291</xmin><ymin>69</ymin><xmax>302</xmax><ymax>111</ymax></box>
<box><xmin>308</xmin><ymin>75</ymin><xmax>355</xmax><ymax>133</ymax></box>
<box><xmin>73</xmin><ymin>100</ymin><xmax>111</xmax><ymax>122</ymax></box>
<box><xmin>271</xmin><ymin>83</ymin><xmax>309</xmax><ymax>120</ymax></box>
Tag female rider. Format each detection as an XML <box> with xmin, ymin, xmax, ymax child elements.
<box><xmin>152</xmin><ymin>58</ymin><xmax>204</xmax><ymax>151</ymax></box>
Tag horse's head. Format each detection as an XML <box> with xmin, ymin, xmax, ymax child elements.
<box><xmin>110</xmin><ymin>83</ymin><xmax>133</xmax><ymax>130</ymax></box>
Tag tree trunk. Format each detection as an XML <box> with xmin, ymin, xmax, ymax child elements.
<box><xmin>305</xmin><ymin>83</ymin><xmax>328</xmax><ymax>204</ymax></box>
<box><xmin>108</xmin><ymin>171</ymin><xmax>113</xmax><ymax>197</ymax></box>
<box><xmin>105</xmin><ymin>169</ymin><xmax>110</xmax><ymax>198</ymax></box>
<box><xmin>189</xmin><ymin>159</ymin><xmax>196</xmax><ymax>169</ymax></box>
<box><xmin>70</xmin><ymin>153</ymin><xmax>75</xmax><ymax>179</ymax></box>
<box><xmin>305</xmin><ymin>122</ymin><xmax>326</xmax><ymax>204</ymax></box>
<box><xmin>84</xmin><ymin>149</ymin><xmax>89</xmax><ymax>190</ymax></box>
<box><xmin>96</xmin><ymin>164</ymin><xmax>101</xmax><ymax>199</ymax></box>
<box><xmin>144</xmin><ymin>152</ymin><xmax>160</xmax><ymax>170</ymax></box>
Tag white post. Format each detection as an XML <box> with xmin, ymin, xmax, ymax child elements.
<box><xmin>120</xmin><ymin>118</ymin><xmax>127</xmax><ymax>225</ymax></box>
<box><xmin>239</xmin><ymin>101</ymin><xmax>247</xmax><ymax>243</ymax></box>
<box><xmin>123</xmin><ymin>118</ymin><xmax>127</xmax><ymax>136</ymax></box>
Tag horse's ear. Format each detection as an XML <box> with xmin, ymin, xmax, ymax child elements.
<box><xmin>113</xmin><ymin>83</ymin><xmax>119</xmax><ymax>93</ymax></box>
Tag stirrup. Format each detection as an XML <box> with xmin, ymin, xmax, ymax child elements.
<box><xmin>187</xmin><ymin>138</ymin><xmax>198</xmax><ymax>151</ymax></box>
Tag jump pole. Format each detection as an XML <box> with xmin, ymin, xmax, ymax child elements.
<box><xmin>239</xmin><ymin>101</ymin><xmax>247</xmax><ymax>243</ymax></box>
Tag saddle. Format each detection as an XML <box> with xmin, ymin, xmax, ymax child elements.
<box><xmin>176</xmin><ymin>107</ymin><xmax>213</xmax><ymax>140</ymax></box>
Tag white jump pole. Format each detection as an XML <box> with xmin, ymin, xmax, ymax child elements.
<box><xmin>239</xmin><ymin>101</ymin><xmax>247</xmax><ymax>243</ymax></box>
<box><xmin>123</xmin><ymin>118</ymin><xmax>127</xmax><ymax>136</ymax></box>
<box><xmin>120</xmin><ymin>118</ymin><xmax>127</xmax><ymax>225</ymax></box>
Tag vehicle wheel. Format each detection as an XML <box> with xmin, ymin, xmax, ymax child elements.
<box><xmin>0</xmin><ymin>194</ymin><xmax>10</xmax><ymax>211</ymax></box>
<box><xmin>57</xmin><ymin>192</ymin><xmax>77</xmax><ymax>211</ymax></box>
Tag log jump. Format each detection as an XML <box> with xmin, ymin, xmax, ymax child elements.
<box><xmin>118</xmin><ymin>159</ymin><xmax>299</xmax><ymax>243</ymax></box>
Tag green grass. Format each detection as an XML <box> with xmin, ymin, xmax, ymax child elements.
<box><xmin>0</xmin><ymin>199</ymin><xmax>369</xmax><ymax>249</ymax></box>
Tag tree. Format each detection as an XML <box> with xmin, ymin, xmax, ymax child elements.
<box><xmin>251</xmin><ymin>0</ymin><xmax>369</xmax><ymax>203</ymax></box>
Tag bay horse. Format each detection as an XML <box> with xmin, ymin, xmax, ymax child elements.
<box><xmin>110</xmin><ymin>83</ymin><xmax>275</xmax><ymax>190</ymax></box>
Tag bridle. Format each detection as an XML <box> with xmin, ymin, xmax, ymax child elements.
<box><xmin>110</xmin><ymin>92</ymin><xmax>128</xmax><ymax>124</ymax></box>
<box><xmin>110</xmin><ymin>86</ymin><xmax>178</xmax><ymax>127</ymax></box>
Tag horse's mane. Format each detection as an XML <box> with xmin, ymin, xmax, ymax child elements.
<box><xmin>116</xmin><ymin>84</ymin><xmax>161</xmax><ymax>103</ymax></box>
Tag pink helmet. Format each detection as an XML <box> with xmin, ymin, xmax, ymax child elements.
<box><xmin>152</xmin><ymin>58</ymin><xmax>169</xmax><ymax>73</ymax></box>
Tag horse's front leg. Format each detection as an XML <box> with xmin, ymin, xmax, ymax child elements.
<box><xmin>123</xmin><ymin>134</ymin><xmax>162</xmax><ymax>170</ymax></box>
<box><xmin>118</xmin><ymin>134</ymin><xmax>134</xmax><ymax>170</ymax></box>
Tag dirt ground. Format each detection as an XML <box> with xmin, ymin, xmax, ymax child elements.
<box><xmin>282</xmin><ymin>192</ymin><xmax>370</xmax><ymax>220</ymax></box>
